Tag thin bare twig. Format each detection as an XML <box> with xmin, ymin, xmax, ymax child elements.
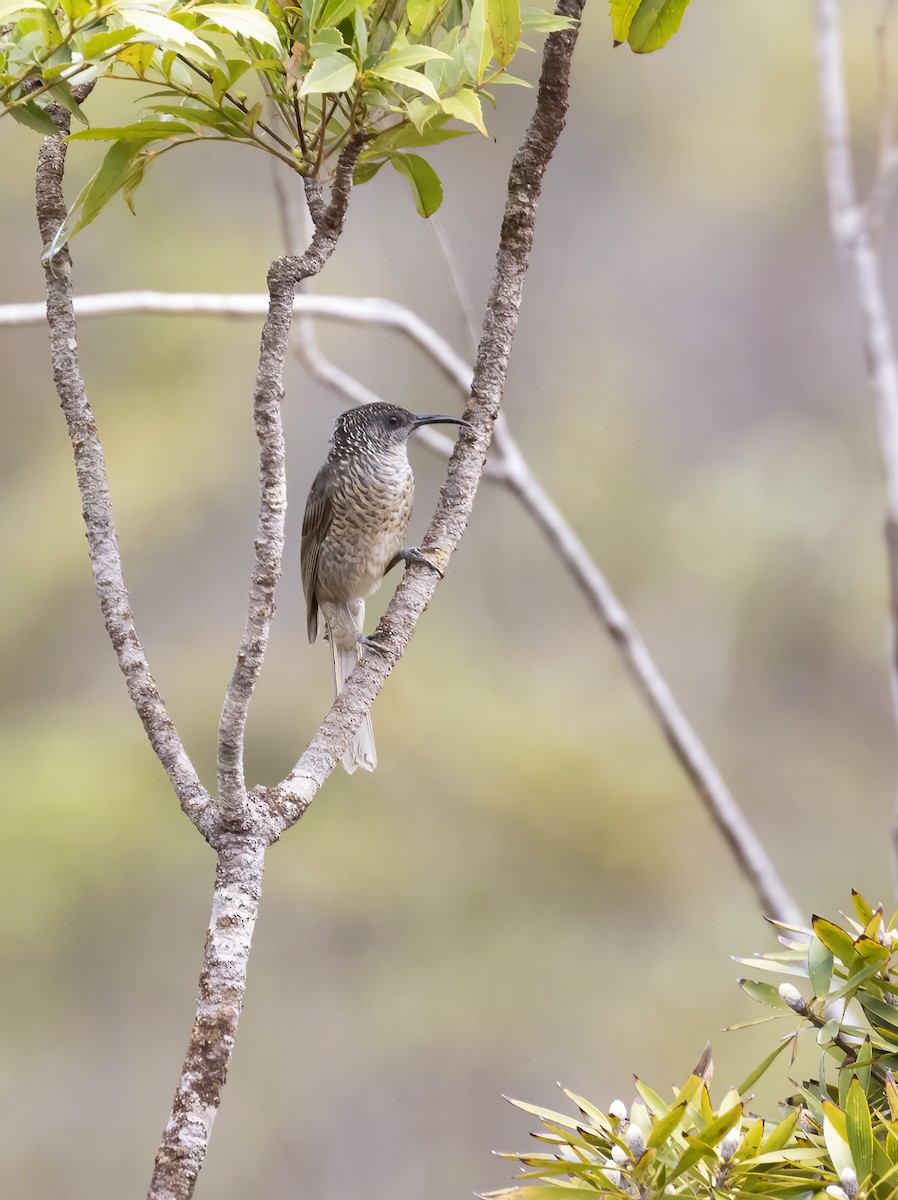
<box><xmin>811</xmin><ymin>0</ymin><xmax>898</xmax><ymax>880</ymax></box>
<box><xmin>34</xmin><ymin>116</ymin><xmax>213</xmax><ymax>839</ymax></box>
<box><xmin>215</xmin><ymin>150</ymin><xmax>362</xmax><ymax>827</ymax></box>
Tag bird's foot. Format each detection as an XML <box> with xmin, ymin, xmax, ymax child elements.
<box><xmin>358</xmin><ymin>632</ymin><xmax>390</xmax><ymax>656</ymax></box>
<box><xmin>395</xmin><ymin>546</ymin><xmax>444</xmax><ymax>579</ymax></box>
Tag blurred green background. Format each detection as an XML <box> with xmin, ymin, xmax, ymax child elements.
<box><xmin>2</xmin><ymin>2</ymin><xmax>898</xmax><ymax>1196</ymax></box>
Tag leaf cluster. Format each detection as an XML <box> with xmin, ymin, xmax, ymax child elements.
<box><xmin>490</xmin><ymin>892</ymin><xmax>898</xmax><ymax>1200</ymax></box>
<box><xmin>0</xmin><ymin>0</ymin><xmax>573</xmax><ymax>238</ymax></box>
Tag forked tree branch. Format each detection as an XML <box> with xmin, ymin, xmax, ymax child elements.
<box><xmin>250</xmin><ymin>0</ymin><xmax>584</xmax><ymax>831</ymax></box>
<box><xmin>810</xmin><ymin>0</ymin><xmax>898</xmax><ymax>879</ymax></box>
<box><xmin>14</xmin><ymin>278</ymin><xmax>802</xmax><ymax>919</ymax></box>
<box><xmin>34</xmin><ymin>116</ymin><xmax>213</xmax><ymax>838</ymax></box>
<box><xmin>216</xmin><ymin>146</ymin><xmax>363</xmax><ymax>827</ymax></box>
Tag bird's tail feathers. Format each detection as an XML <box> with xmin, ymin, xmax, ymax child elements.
<box><xmin>328</xmin><ymin>602</ymin><xmax>377</xmax><ymax>774</ymax></box>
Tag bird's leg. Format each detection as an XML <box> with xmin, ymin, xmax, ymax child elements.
<box><xmin>385</xmin><ymin>547</ymin><xmax>445</xmax><ymax>580</ymax></box>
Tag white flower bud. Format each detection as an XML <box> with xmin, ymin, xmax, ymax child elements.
<box><xmin>608</xmin><ymin>1099</ymin><xmax>628</xmax><ymax>1121</ymax></box>
<box><xmin>719</xmin><ymin>1128</ymin><xmax>741</xmax><ymax>1162</ymax></box>
<box><xmin>778</xmin><ymin>983</ymin><xmax>806</xmax><ymax>1012</ymax></box>
<box><xmin>840</xmin><ymin>1168</ymin><xmax>858</xmax><ymax>1199</ymax></box>
<box><xmin>611</xmin><ymin>1143</ymin><xmax>630</xmax><ymax>1166</ymax></box>
<box><xmin>825</xmin><ymin>1188</ymin><xmax>850</xmax><ymax>1200</ymax></box>
<box><xmin>624</xmin><ymin>1123</ymin><xmax>646</xmax><ymax>1161</ymax></box>
<box><xmin>603</xmin><ymin>1168</ymin><xmax>621</xmax><ymax>1189</ymax></box>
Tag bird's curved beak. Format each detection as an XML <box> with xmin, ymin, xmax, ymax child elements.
<box><xmin>411</xmin><ymin>414</ymin><xmax>473</xmax><ymax>430</ymax></box>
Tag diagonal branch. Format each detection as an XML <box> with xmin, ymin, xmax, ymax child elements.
<box><xmin>215</xmin><ymin>145</ymin><xmax>363</xmax><ymax>827</ymax></box>
<box><xmin>34</xmin><ymin>116</ymin><xmax>213</xmax><ymax>838</ymax></box>
<box><xmin>810</xmin><ymin>0</ymin><xmax>898</xmax><ymax>880</ymax></box>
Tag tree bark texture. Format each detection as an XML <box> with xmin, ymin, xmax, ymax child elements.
<box><xmin>148</xmin><ymin>839</ymin><xmax>266</xmax><ymax>1200</ymax></box>
<box><xmin>35</xmin><ymin>118</ymin><xmax>212</xmax><ymax>837</ymax></box>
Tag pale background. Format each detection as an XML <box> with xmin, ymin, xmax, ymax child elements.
<box><xmin>1</xmin><ymin>3</ymin><xmax>896</xmax><ymax>1197</ymax></box>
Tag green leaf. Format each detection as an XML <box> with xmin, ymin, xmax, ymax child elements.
<box><xmin>377</xmin><ymin>43</ymin><xmax>452</xmax><ymax>69</ymax></box>
<box><xmin>461</xmin><ymin>0</ymin><xmax>492</xmax><ymax>81</ymax></box>
<box><xmin>373</xmin><ymin>118</ymin><xmax>470</xmax><ymax>150</ymax></box>
<box><xmin>389</xmin><ymin>151</ymin><xmax>442</xmax><ymax>216</ymax></box>
<box><xmin>442</xmin><ymin>87</ymin><xmax>487</xmax><ymax>134</ymax></box>
<box><xmin>855</xmin><ymin>1036</ymin><xmax>874</xmax><ymax>1094</ymax></box>
<box><xmin>808</xmin><ymin>936</ymin><xmax>835</xmax><ymax>998</ymax></box>
<box><xmin>633</xmin><ymin>1078</ymin><xmax>671</xmax><ymax>1118</ymax></box>
<box><xmin>520</xmin><ymin>6</ymin><xmax>575</xmax><ymax>31</ymax></box>
<box><xmin>846</xmin><ymin>1078</ymin><xmax>874</xmax><ymax>1183</ymax></box>
<box><xmin>609</xmin><ymin>0</ymin><xmax>641</xmax><ymax>42</ymax></box>
<box><xmin>63</xmin><ymin>139</ymin><xmax>142</xmax><ymax>243</ymax></box>
<box><xmin>7</xmin><ymin>99</ymin><xmax>59</xmax><ymax>136</ymax></box>
<box><xmin>737</xmin><ymin>1035</ymin><xmax>794</xmax><ymax>1095</ymax></box>
<box><xmin>812</xmin><ymin>916</ymin><xmax>857</xmax><ymax>967</ymax></box>
<box><xmin>852</xmin><ymin>890</ymin><xmax>876</xmax><ymax>926</ymax></box>
<box><xmin>371</xmin><ymin>63</ymin><xmax>441</xmax><ymax>100</ymax></box>
<box><xmin>487</xmin><ymin>0</ymin><xmax>521</xmax><ymax>66</ymax></box>
<box><xmin>319</xmin><ymin>0</ymin><xmax>366</xmax><ymax>28</ymax></box>
<box><xmin>194</xmin><ymin>4</ymin><xmax>282</xmax><ymax>49</ymax></box>
<box><xmin>0</xmin><ymin>0</ymin><xmax>45</xmax><ymax>15</ymax></box>
<box><xmin>81</xmin><ymin>26</ymin><xmax>140</xmax><ymax>57</ymax></box>
<box><xmin>625</xmin><ymin>0</ymin><xmax>691</xmax><ymax>53</ymax></box>
<box><xmin>823</xmin><ymin>1101</ymin><xmax>856</xmax><ymax>1178</ymax></box>
<box><xmin>646</xmin><ymin>1101</ymin><xmax>687</xmax><ymax>1149</ymax></box>
<box><xmin>407</xmin><ymin>0</ymin><xmax>440</xmax><ymax>35</ymax></box>
<box><xmin>114</xmin><ymin>5</ymin><xmax>218</xmax><ymax>60</ymax></box>
<box><xmin>353</xmin><ymin>156</ymin><xmax>387</xmax><ymax>184</ymax></box>
<box><xmin>502</xmin><ymin>1097</ymin><xmax>583</xmax><ymax>1131</ymax></box>
<box><xmin>737</xmin><ymin>978</ymin><xmax>790</xmax><ymax>1009</ymax></box>
<box><xmin>353</xmin><ymin>3</ymin><xmax>368</xmax><ymax>59</ymax></box>
<box><xmin>759</xmin><ymin>1107</ymin><xmax>800</xmax><ymax>1154</ymax></box>
<box><xmin>68</xmin><ymin>121</ymin><xmax>195</xmax><ymax>141</ymax></box>
<box><xmin>298</xmin><ymin>50</ymin><xmax>356</xmax><ymax>94</ymax></box>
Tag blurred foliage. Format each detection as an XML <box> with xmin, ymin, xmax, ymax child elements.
<box><xmin>491</xmin><ymin>895</ymin><xmax>898</xmax><ymax>1200</ymax></box>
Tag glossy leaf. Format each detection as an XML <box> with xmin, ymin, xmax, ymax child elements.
<box><xmin>625</xmin><ymin>0</ymin><xmax>691</xmax><ymax>53</ymax></box>
<box><xmin>7</xmin><ymin>99</ymin><xmax>58</xmax><ymax>136</ymax></box>
<box><xmin>846</xmin><ymin>1077</ymin><xmax>874</xmax><ymax>1183</ymax></box>
<box><xmin>520</xmin><ymin>6</ymin><xmax>575</xmax><ymax>31</ymax></box>
<box><xmin>68</xmin><ymin>121</ymin><xmax>196</xmax><ymax>140</ymax></box>
<box><xmin>808</xmin><ymin>935</ymin><xmax>835</xmax><ymax>998</ymax></box>
<box><xmin>737</xmin><ymin>978</ymin><xmax>790</xmax><ymax>1009</ymax></box>
<box><xmin>390</xmin><ymin>150</ymin><xmax>443</xmax><ymax>216</ymax></box>
<box><xmin>487</xmin><ymin>0</ymin><xmax>521</xmax><ymax>66</ymax></box>
<box><xmin>812</xmin><ymin>916</ymin><xmax>857</xmax><ymax>966</ymax></box>
<box><xmin>371</xmin><ymin>63</ymin><xmax>441</xmax><ymax>101</ymax></box>
<box><xmin>442</xmin><ymin>86</ymin><xmax>487</xmax><ymax>134</ymax></box>
<box><xmin>609</xmin><ymin>0</ymin><xmax>641</xmax><ymax>42</ymax></box>
<box><xmin>298</xmin><ymin>50</ymin><xmax>356</xmax><ymax>94</ymax></box>
<box><xmin>194</xmin><ymin>4</ymin><xmax>282</xmax><ymax>49</ymax></box>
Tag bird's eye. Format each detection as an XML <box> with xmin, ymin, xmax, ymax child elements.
<box><xmin>388</xmin><ymin>415</ymin><xmax>400</xmax><ymax>426</ymax></box>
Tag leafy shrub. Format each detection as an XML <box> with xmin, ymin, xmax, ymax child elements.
<box><xmin>488</xmin><ymin>893</ymin><xmax>898</xmax><ymax>1200</ymax></box>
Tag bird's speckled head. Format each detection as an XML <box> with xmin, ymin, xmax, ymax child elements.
<box><xmin>329</xmin><ymin>403</ymin><xmax>470</xmax><ymax>460</ymax></box>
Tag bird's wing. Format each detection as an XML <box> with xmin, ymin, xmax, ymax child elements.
<box><xmin>301</xmin><ymin>464</ymin><xmax>334</xmax><ymax>644</ymax></box>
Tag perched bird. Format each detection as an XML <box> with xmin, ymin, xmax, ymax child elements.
<box><xmin>301</xmin><ymin>402</ymin><xmax>471</xmax><ymax>773</ymax></box>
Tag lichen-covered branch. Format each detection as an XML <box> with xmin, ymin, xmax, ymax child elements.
<box><xmin>215</xmin><ymin>144</ymin><xmax>363</xmax><ymax>827</ymax></box>
<box><xmin>147</xmin><ymin>837</ymin><xmax>266</xmax><ymax>1200</ymax></box>
<box><xmin>34</xmin><ymin>117</ymin><xmax>212</xmax><ymax>836</ymax></box>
